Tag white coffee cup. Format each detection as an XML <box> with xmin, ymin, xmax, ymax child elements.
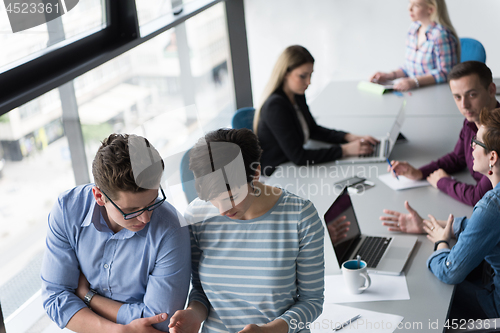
<box><xmin>342</xmin><ymin>259</ymin><xmax>371</xmax><ymax>294</ymax></box>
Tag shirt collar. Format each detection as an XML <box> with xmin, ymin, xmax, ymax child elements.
<box><xmin>80</xmin><ymin>200</ymin><xmax>149</xmax><ymax>238</ymax></box>
<box><xmin>465</xmin><ymin>119</ymin><xmax>478</xmax><ymax>132</ymax></box>
<box><xmin>424</xmin><ymin>21</ymin><xmax>437</xmax><ymax>35</ymax></box>
<box><xmin>410</xmin><ymin>21</ymin><xmax>437</xmax><ymax>36</ymax></box>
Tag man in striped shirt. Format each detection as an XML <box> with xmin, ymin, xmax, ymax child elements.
<box><xmin>169</xmin><ymin>129</ymin><xmax>324</xmax><ymax>333</ymax></box>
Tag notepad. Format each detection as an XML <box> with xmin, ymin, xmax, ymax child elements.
<box><xmin>310</xmin><ymin>303</ymin><xmax>404</xmax><ymax>333</ymax></box>
<box><xmin>378</xmin><ymin>173</ymin><xmax>430</xmax><ymax>191</ymax></box>
<box><xmin>357</xmin><ymin>81</ymin><xmax>394</xmax><ymax>95</ymax></box>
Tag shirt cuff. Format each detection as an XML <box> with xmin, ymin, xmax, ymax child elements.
<box><xmin>399</xmin><ymin>67</ymin><xmax>408</xmax><ymax>78</ymax></box>
<box><xmin>418</xmin><ymin>165</ymin><xmax>435</xmax><ymax>180</ymax></box>
<box><xmin>188</xmin><ymin>294</ymin><xmax>210</xmax><ymax>313</ymax></box>
<box><xmin>426</xmin><ymin>247</ymin><xmax>451</xmax><ymax>269</ymax></box>
<box><xmin>452</xmin><ymin>216</ymin><xmax>466</xmax><ymax>238</ymax></box>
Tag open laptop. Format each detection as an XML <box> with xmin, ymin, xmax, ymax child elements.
<box><xmin>0</xmin><ymin>303</ymin><xmax>6</xmax><ymax>333</ymax></box>
<box><xmin>325</xmin><ymin>187</ymin><xmax>417</xmax><ymax>275</ymax></box>
<box><xmin>335</xmin><ymin>100</ymin><xmax>406</xmax><ymax>164</ymax></box>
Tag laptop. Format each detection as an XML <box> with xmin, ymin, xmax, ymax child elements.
<box><xmin>335</xmin><ymin>100</ymin><xmax>406</xmax><ymax>164</ymax></box>
<box><xmin>325</xmin><ymin>187</ymin><xmax>417</xmax><ymax>275</ymax></box>
<box><xmin>0</xmin><ymin>303</ymin><xmax>6</xmax><ymax>333</ymax></box>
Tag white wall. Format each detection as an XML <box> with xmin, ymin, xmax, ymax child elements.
<box><xmin>244</xmin><ymin>0</ymin><xmax>500</xmax><ymax>106</ymax></box>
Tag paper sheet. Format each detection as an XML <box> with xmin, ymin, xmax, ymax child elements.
<box><xmin>310</xmin><ymin>303</ymin><xmax>404</xmax><ymax>333</ymax></box>
<box><xmin>324</xmin><ymin>274</ymin><xmax>410</xmax><ymax>303</ymax></box>
<box><xmin>378</xmin><ymin>173</ymin><xmax>430</xmax><ymax>191</ymax></box>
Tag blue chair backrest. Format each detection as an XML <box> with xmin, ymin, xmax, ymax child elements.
<box><xmin>232</xmin><ymin>107</ymin><xmax>255</xmax><ymax>130</ymax></box>
<box><xmin>180</xmin><ymin>148</ymin><xmax>198</xmax><ymax>204</ymax></box>
<box><xmin>460</xmin><ymin>38</ymin><xmax>486</xmax><ymax>63</ymax></box>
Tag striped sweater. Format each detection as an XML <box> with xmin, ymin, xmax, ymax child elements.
<box><xmin>185</xmin><ymin>189</ymin><xmax>324</xmax><ymax>333</ymax></box>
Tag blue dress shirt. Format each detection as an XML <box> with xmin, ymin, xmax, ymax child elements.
<box><xmin>427</xmin><ymin>182</ymin><xmax>500</xmax><ymax>317</ymax></box>
<box><xmin>41</xmin><ymin>184</ymin><xmax>191</xmax><ymax>331</ymax></box>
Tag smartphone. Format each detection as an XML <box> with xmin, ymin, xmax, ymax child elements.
<box><xmin>333</xmin><ymin>176</ymin><xmax>366</xmax><ymax>190</ymax></box>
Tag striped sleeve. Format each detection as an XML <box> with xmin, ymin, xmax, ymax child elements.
<box><xmin>188</xmin><ymin>224</ymin><xmax>211</xmax><ymax>311</ymax></box>
<box><xmin>429</xmin><ymin>28</ymin><xmax>458</xmax><ymax>83</ymax></box>
<box><xmin>277</xmin><ymin>201</ymin><xmax>324</xmax><ymax>332</ymax></box>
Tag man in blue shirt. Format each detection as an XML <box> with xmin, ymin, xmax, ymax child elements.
<box><xmin>41</xmin><ymin>134</ymin><xmax>190</xmax><ymax>332</ymax></box>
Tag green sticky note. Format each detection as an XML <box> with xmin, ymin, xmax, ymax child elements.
<box><xmin>357</xmin><ymin>81</ymin><xmax>390</xmax><ymax>95</ymax></box>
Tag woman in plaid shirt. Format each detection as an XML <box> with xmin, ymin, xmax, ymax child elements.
<box><xmin>370</xmin><ymin>0</ymin><xmax>459</xmax><ymax>91</ymax></box>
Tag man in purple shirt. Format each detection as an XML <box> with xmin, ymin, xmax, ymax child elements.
<box><xmin>388</xmin><ymin>61</ymin><xmax>499</xmax><ymax>207</ymax></box>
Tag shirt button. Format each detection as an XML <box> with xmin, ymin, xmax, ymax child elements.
<box><xmin>104</xmin><ymin>264</ymin><xmax>109</xmax><ymax>269</ymax></box>
<box><xmin>446</xmin><ymin>261</ymin><xmax>450</xmax><ymax>267</ymax></box>
<box><xmin>103</xmin><ymin>288</ymin><xmax>108</xmax><ymax>291</ymax></box>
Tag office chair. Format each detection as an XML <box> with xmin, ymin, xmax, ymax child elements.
<box><xmin>460</xmin><ymin>38</ymin><xmax>486</xmax><ymax>63</ymax></box>
<box><xmin>231</xmin><ymin>107</ymin><xmax>255</xmax><ymax>130</ymax></box>
<box><xmin>180</xmin><ymin>148</ymin><xmax>198</xmax><ymax>203</ymax></box>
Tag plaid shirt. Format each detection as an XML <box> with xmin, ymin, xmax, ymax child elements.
<box><xmin>401</xmin><ymin>21</ymin><xmax>459</xmax><ymax>84</ymax></box>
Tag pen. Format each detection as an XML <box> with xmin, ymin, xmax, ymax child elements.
<box><xmin>334</xmin><ymin>314</ymin><xmax>361</xmax><ymax>331</ymax></box>
<box><xmin>386</xmin><ymin>158</ymin><xmax>399</xmax><ymax>181</ymax></box>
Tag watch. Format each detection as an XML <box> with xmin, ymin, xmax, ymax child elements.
<box><xmin>83</xmin><ymin>289</ymin><xmax>97</xmax><ymax>308</ymax></box>
<box><xmin>434</xmin><ymin>240</ymin><xmax>449</xmax><ymax>251</ymax></box>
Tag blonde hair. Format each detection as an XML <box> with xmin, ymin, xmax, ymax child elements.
<box><xmin>253</xmin><ymin>45</ymin><xmax>314</xmax><ymax>135</ymax></box>
<box><xmin>426</xmin><ymin>0</ymin><xmax>461</xmax><ymax>61</ymax></box>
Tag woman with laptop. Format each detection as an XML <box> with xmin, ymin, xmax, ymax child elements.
<box><xmin>382</xmin><ymin>108</ymin><xmax>500</xmax><ymax>319</ymax></box>
<box><xmin>168</xmin><ymin>128</ymin><xmax>324</xmax><ymax>333</ymax></box>
<box><xmin>255</xmin><ymin>45</ymin><xmax>378</xmax><ymax>177</ymax></box>
<box><xmin>369</xmin><ymin>0</ymin><xmax>459</xmax><ymax>91</ymax></box>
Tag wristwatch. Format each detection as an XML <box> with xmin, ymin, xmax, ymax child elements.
<box><xmin>83</xmin><ymin>289</ymin><xmax>97</xmax><ymax>308</ymax></box>
<box><xmin>434</xmin><ymin>240</ymin><xmax>449</xmax><ymax>251</ymax></box>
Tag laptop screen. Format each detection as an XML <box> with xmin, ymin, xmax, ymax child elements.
<box><xmin>386</xmin><ymin>100</ymin><xmax>406</xmax><ymax>155</ymax></box>
<box><xmin>324</xmin><ymin>188</ymin><xmax>361</xmax><ymax>265</ymax></box>
<box><xmin>0</xmin><ymin>302</ymin><xmax>6</xmax><ymax>333</ymax></box>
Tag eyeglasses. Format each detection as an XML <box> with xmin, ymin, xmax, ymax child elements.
<box><xmin>470</xmin><ymin>136</ymin><xmax>488</xmax><ymax>150</ymax></box>
<box><xmin>100</xmin><ymin>186</ymin><xmax>166</xmax><ymax>220</ymax></box>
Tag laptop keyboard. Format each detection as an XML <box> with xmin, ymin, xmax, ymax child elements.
<box><xmin>362</xmin><ymin>142</ymin><xmax>380</xmax><ymax>157</ymax></box>
<box><xmin>354</xmin><ymin>236</ymin><xmax>392</xmax><ymax>268</ymax></box>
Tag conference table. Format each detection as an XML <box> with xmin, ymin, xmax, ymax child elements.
<box><xmin>267</xmin><ymin>81</ymin><xmax>481</xmax><ymax>332</ymax></box>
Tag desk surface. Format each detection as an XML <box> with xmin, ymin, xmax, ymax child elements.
<box><xmin>268</xmin><ymin>82</ymin><xmax>479</xmax><ymax>332</ymax></box>
<box><xmin>309</xmin><ymin>81</ymin><xmax>458</xmax><ymax>117</ymax></box>
<box><xmin>310</xmin><ymin>78</ymin><xmax>500</xmax><ymax>118</ymax></box>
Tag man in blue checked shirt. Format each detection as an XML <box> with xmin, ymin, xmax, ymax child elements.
<box><xmin>41</xmin><ymin>133</ymin><xmax>190</xmax><ymax>332</ymax></box>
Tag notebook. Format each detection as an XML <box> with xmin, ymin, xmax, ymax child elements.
<box><xmin>324</xmin><ymin>187</ymin><xmax>417</xmax><ymax>275</ymax></box>
<box><xmin>335</xmin><ymin>100</ymin><xmax>406</xmax><ymax>164</ymax></box>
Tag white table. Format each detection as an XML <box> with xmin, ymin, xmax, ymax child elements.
<box><xmin>267</xmin><ymin>81</ymin><xmax>478</xmax><ymax>332</ymax></box>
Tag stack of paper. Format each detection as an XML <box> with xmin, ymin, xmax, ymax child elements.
<box><xmin>323</xmin><ymin>274</ymin><xmax>410</xmax><ymax>304</ymax></box>
<box><xmin>378</xmin><ymin>173</ymin><xmax>430</xmax><ymax>191</ymax></box>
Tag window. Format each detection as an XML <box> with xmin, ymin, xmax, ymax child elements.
<box><xmin>0</xmin><ymin>0</ymin><xmax>106</xmax><ymax>72</ymax></box>
<box><xmin>0</xmin><ymin>0</ymin><xmax>250</xmax><ymax>330</ymax></box>
<box><xmin>0</xmin><ymin>2</ymin><xmax>239</xmax><ymax>331</ymax></box>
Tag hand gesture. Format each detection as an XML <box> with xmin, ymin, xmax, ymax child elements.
<box><xmin>122</xmin><ymin>313</ymin><xmax>168</xmax><ymax>333</ymax></box>
<box><xmin>327</xmin><ymin>215</ymin><xmax>350</xmax><ymax>243</ymax></box>
<box><xmin>387</xmin><ymin>161</ymin><xmax>423</xmax><ymax>180</ymax></box>
<box><xmin>380</xmin><ymin>201</ymin><xmax>425</xmax><ymax>234</ymax></box>
<box><xmin>341</xmin><ymin>140</ymin><xmax>374</xmax><ymax>157</ymax></box>
<box><xmin>426</xmin><ymin>169</ymin><xmax>450</xmax><ymax>188</ymax></box>
<box><xmin>169</xmin><ymin>309</ymin><xmax>203</xmax><ymax>333</ymax></box>
<box><xmin>393</xmin><ymin>78</ymin><xmax>416</xmax><ymax>91</ymax></box>
<box><xmin>424</xmin><ymin>214</ymin><xmax>454</xmax><ymax>244</ymax></box>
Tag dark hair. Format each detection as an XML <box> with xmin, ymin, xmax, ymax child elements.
<box><xmin>92</xmin><ymin>133</ymin><xmax>164</xmax><ymax>200</ymax></box>
<box><xmin>189</xmin><ymin>128</ymin><xmax>263</xmax><ymax>200</ymax></box>
<box><xmin>448</xmin><ymin>61</ymin><xmax>492</xmax><ymax>90</ymax></box>
<box><xmin>480</xmin><ymin>108</ymin><xmax>500</xmax><ymax>154</ymax></box>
